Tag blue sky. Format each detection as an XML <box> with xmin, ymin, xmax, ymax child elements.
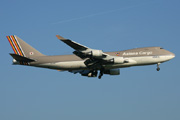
<box><xmin>0</xmin><ymin>0</ymin><xmax>180</xmax><ymax>120</ymax></box>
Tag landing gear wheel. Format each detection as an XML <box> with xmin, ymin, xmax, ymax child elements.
<box><xmin>98</xmin><ymin>72</ymin><xmax>103</xmax><ymax>79</ymax></box>
<box><xmin>91</xmin><ymin>70</ymin><xmax>98</xmax><ymax>77</ymax></box>
<box><xmin>98</xmin><ymin>68</ymin><xmax>104</xmax><ymax>79</ymax></box>
<box><xmin>156</xmin><ymin>68</ymin><xmax>160</xmax><ymax>71</ymax></box>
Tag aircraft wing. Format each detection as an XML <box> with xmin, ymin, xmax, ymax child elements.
<box><xmin>56</xmin><ymin>35</ymin><xmax>108</xmax><ymax>59</ymax></box>
<box><xmin>56</xmin><ymin>35</ymin><xmax>126</xmax><ymax>69</ymax></box>
<box><xmin>56</xmin><ymin>35</ymin><xmax>88</xmax><ymax>51</ymax></box>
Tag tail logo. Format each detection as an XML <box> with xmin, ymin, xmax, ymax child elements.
<box><xmin>7</xmin><ymin>35</ymin><xmax>25</xmax><ymax>57</ymax></box>
<box><xmin>29</xmin><ymin>52</ymin><xmax>34</xmax><ymax>55</ymax></box>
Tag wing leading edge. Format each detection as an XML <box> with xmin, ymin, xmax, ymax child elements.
<box><xmin>56</xmin><ymin>35</ymin><xmax>88</xmax><ymax>51</ymax></box>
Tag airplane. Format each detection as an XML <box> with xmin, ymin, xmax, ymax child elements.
<box><xmin>7</xmin><ymin>35</ymin><xmax>175</xmax><ymax>79</ymax></box>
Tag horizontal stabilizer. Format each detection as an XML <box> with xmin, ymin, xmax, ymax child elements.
<box><xmin>10</xmin><ymin>53</ymin><xmax>35</xmax><ymax>62</ymax></box>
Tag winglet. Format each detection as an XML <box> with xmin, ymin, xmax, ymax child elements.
<box><xmin>56</xmin><ymin>35</ymin><xmax>67</xmax><ymax>40</ymax></box>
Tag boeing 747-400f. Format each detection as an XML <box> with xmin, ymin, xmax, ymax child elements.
<box><xmin>7</xmin><ymin>35</ymin><xmax>175</xmax><ymax>79</ymax></box>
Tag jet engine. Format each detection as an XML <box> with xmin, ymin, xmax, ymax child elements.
<box><xmin>107</xmin><ymin>57</ymin><xmax>124</xmax><ymax>64</ymax></box>
<box><xmin>82</xmin><ymin>50</ymin><xmax>103</xmax><ymax>58</ymax></box>
<box><xmin>113</xmin><ymin>57</ymin><xmax>124</xmax><ymax>64</ymax></box>
<box><xmin>104</xmin><ymin>69</ymin><xmax>120</xmax><ymax>75</ymax></box>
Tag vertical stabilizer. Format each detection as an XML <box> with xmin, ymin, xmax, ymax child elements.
<box><xmin>7</xmin><ymin>35</ymin><xmax>44</xmax><ymax>57</ymax></box>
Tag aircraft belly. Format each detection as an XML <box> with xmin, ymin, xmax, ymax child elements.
<box><xmin>124</xmin><ymin>55</ymin><xmax>172</xmax><ymax>65</ymax></box>
<box><xmin>36</xmin><ymin>61</ymin><xmax>87</xmax><ymax>70</ymax></box>
<box><xmin>57</xmin><ymin>61</ymin><xmax>86</xmax><ymax>69</ymax></box>
<box><xmin>132</xmin><ymin>56</ymin><xmax>158</xmax><ymax>64</ymax></box>
<box><xmin>104</xmin><ymin>55</ymin><xmax>172</xmax><ymax>69</ymax></box>
<box><xmin>135</xmin><ymin>56</ymin><xmax>171</xmax><ymax>64</ymax></box>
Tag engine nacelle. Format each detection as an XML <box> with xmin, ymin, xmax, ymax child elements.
<box><xmin>104</xmin><ymin>69</ymin><xmax>120</xmax><ymax>75</ymax></box>
<box><xmin>83</xmin><ymin>50</ymin><xmax>103</xmax><ymax>58</ymax></box>
<box><xmin>113</xmin><ymin>57</ymin><xmax>124</xmax><ymax>64</ymax></box>
<box><xmin>91</xmin><ymin>50</ymin><xmax>103</xmax><ymax>57</ymax></box>
<box><xmin>107</xmin><ymin>57</ymin><xmax>124</xmax><ymax>64</ymax></box>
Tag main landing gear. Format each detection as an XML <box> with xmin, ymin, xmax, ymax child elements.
<box><xmin>156</xmin><ymin>63</ymin><xmax>160</xmax><ymax>71</ymax></box>
<box><xmin>91</xmin><ymin>70</ymin><xmax>98</xmax><ymax>77</ymax></box>
<box><xmin>98</xmin><ymin>68</ymin><xmax>104</xmax><ymax>79</ymax></box>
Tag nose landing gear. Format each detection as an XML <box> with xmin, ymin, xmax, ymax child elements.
<box><xmin>156</xmin><ymin>63</ymin><xmax>160</xmax><ymax>71</ymax></box>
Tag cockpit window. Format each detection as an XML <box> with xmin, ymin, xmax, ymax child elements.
<box><xmin>160</xmin><ymin>47</ymin><xmax>164</xmax><ymax>49</ymax></box>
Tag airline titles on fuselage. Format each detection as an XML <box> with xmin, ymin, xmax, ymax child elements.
<box><xmin>122</xmin><ymin>51</ymin><xmax>153</xmax><ymax>56</ymax></box>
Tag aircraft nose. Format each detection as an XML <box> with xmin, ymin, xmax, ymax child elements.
<box><xmin>169</xmin><ymin>52</ymin><xmax>175</xmax><ymax>59</ymax></box>
<box><xmin>171</xmin><ymin>52</ymin><xmax>175</xmax><ymax>58</ymax></box>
